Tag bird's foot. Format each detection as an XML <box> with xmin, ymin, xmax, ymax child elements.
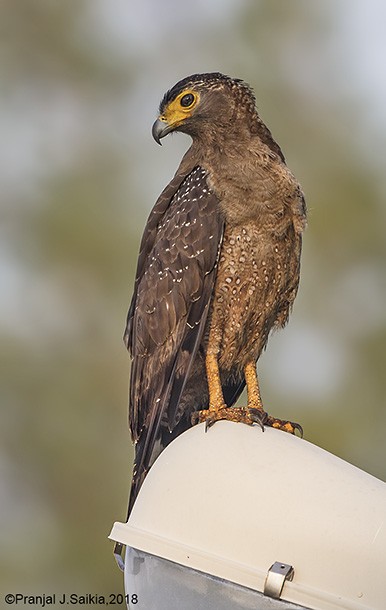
<box><xmin>192</xmin><ymin>405</ymin><xmax>268</xmax><ymax>432</ymax></box>
<box><xmin>264</xmin><ymin>414</ymin><xmax>303</xmax><ymax>437</ymax></box>
<box><xmin>192</xmin><ymin>406</ymin><xmax>303</xmax><ymax>437</ymax></box>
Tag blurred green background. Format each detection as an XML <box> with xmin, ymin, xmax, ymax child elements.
<box><xmin>1</xmin><ymin>0</ymin><xmax>385</xmax><ymax>600</ymax></box>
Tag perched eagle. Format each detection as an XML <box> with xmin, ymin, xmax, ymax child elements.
<box><xmin>125</xmin><ymin>73</ymin><xmax>306</xmax><ymax>513</ymax></box>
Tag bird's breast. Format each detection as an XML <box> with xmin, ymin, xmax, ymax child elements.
<box><xmin>208</xmin><ymin>218</ymin><xmax>298</xmax><ymax>372</ymax></box>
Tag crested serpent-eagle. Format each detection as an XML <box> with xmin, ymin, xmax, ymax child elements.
<box><xmin>125</xmin><ymin>73</ymin><xmax>306</xmax><ymax>513</ymax></box>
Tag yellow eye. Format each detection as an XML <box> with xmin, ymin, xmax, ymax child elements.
<box><xmin>180</xmin><ymin>93</ymin><xmax>195</xmax><ymax>107</ymax></box>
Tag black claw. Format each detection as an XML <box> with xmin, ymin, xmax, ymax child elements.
<box><xmin>292</xmin><ymin>422</ymin><xmax>304</xmax><ymax>438</ymax></box>
<box><xmin>205</xmin><ymin>418</ymin><xmax>216</xmax><ymax>432</ymax></box>
<box><xmin>248</xmin><ymin>408</ymin><xmax>268</xmax><ymax>431</ymax></box>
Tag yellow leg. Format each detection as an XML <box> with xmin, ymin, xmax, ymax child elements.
<box><xmin>206</xmin><ymin>352</ymin><xmax>227</xmax><ymax>411</ymax></box>
<box><xmin>245</xmin><ymin>361</ymin><xmax>302</xmax><ymax>435</ymax></box>
<box><xmin>244</xmin><ymin>361</ymin><xmax>263</xmax><ymax>410</ymax></box>
<box><xmin>192</xmin><ymin>355</ymin><xmax>265</xmax><ymax>429</ymax></box>
<box><xmin>192</xmin><ymin>354</ymin><xmax>303</xmax><ymax>436</ymax></box>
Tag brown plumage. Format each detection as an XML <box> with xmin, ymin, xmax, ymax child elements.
<box><xmin>125</xmin><ymin>73</ymin><xmax>306</xmax><ymax>513</ymax></box>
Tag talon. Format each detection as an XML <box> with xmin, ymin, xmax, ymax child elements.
<box><xmin>195</xmin><ymin>355</ymin><xmax>303</xmax><ymax>437</ymax></box>
<box><xmin>248</xmin><ymin>407</ymin><xmax>268</xmax><ymax>431</ymax></box>
<box><xmin>205</xmin><ymin>418</ymin><xmax>215</xmax><ymax>432</ymax></box>
<box><xmin>266</xmin><ymin>416</ymin><xmax>304</xmax><ymax>437</ymax></box>
<box><xmin>292</xmin><ymin>422</ymin><xmax>303</xmax><ymax>438</ymax></box>
<box><xmin>193</xmin><ymin>405</ymin><xmax>268</xmax><ymax>429</ymax></box>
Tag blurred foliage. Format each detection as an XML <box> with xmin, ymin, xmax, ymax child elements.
<box><xmin>1</xmin><ymin>0</ymin><xmax>385</xmax><ymax>597</ymax></box>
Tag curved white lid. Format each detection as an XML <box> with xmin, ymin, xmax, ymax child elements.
<box><xmin>110</xmin><ymin>422</ymin><xmax>386</xmax><ymax>609</ymax></box>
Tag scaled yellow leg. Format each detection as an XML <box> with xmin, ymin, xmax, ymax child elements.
<box><xmin>206</xmin><ymin>352</ymin><xmax>226</xmax><ymax>410</ymax></box>
<box><xmin>244</xmin><ymin>361</ymin><xmax>263</xmax><ymax>410</ymax></box>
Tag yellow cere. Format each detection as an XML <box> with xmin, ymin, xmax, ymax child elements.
<box><xmin>160</xmin><ymin>90</ymin><xmax>200</xmax><ymax>128</ymax></box>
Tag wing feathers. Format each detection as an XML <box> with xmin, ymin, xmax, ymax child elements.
<box><xmin>126</xmin><ymin>165</ymin><xmax>224</xmax><ymax>512</ymax></box>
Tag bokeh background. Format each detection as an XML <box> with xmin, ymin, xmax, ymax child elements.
<box><xmin>1</xmin><ymin>0</ymin><xmax>385</xmax><ymax>599</ymax></box>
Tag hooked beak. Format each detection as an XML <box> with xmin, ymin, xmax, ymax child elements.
<box><xmin>152</xmin><ymin>118</ymin><xmax>174</xmax><ymax>145</ymax></box>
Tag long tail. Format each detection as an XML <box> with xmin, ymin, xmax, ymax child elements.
<box><xmin>127</xmin><ymin>461</ymin><xmax>146</xmax><ymax>516</ymax></box>
<box><xmin>127</xmin><ymin>434</ymin><xmax>157</xmax><ymax>517</ymax></box>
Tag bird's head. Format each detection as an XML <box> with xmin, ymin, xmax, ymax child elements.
<box><xmin>152</xmin><ymin>72</ymin><xmax>258</xmax><ymax>145</ymax></box>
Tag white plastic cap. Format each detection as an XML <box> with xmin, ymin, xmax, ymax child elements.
<box><xmin>110</xmin><ymin>422</ymin><xmax>386</xmax><ymax>609</ymax></box>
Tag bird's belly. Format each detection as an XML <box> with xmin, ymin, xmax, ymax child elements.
<box><xmin>208</xmin><ymin>222</ymin><xmax>292</xmax><ymax>372</ymax></box>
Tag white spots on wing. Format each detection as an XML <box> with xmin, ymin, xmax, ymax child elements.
<box><xmin>187</xmin><ymin>248</ymin><xmax>205</xmax><ymax>259</ymax></box>
<box><xmin>145</xmin><ymin>166</ymin><xmax>215</xmax><ymax>312</ymax></box>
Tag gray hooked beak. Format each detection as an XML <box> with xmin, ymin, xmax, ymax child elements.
<box><xmin>152</xmin><ymin>118</ymin><xmax>174</xmax><ymax>145</ymax></box>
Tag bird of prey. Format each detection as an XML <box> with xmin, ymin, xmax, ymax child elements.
<box><xmin>125</xmin><ymin>72</ymin><xmax>306</xmax><ymax>513</ymax></box>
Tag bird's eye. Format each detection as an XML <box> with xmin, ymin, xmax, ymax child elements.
<box><xmin>180</xmin><ymin>93</ymin><xmax>195</xmax><ymax>108</ymax></box>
